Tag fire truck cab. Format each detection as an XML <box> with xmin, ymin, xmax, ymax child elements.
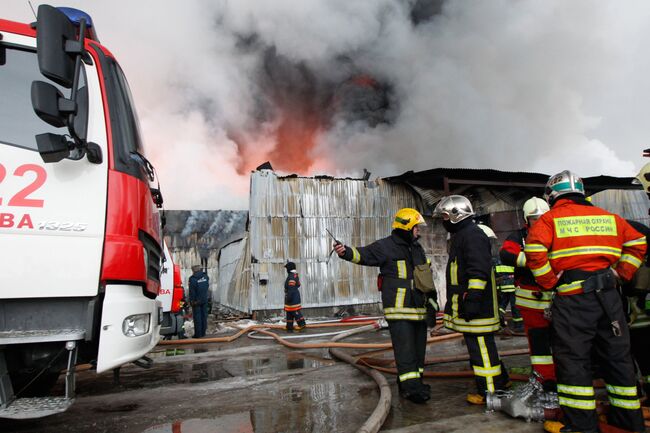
<box><xmin>0</xmin><ymin>5</ymin><xmax>163</xmax><ymax>418</ymax></box>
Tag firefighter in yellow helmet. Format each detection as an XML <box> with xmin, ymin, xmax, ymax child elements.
<box><xmin>334</xmin><ymin>207</ymin><xmax>435</xmax><ymax>404</ymax></box>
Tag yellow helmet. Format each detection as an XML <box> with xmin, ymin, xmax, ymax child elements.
<box><xmin>392</xmin><ymin>208</ymin><xmax>426</xmax><ymax>231</ymax></box>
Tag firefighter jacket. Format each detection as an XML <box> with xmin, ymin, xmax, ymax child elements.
<box><xmin>284</xmin><ymin>270</ymin><xmax>302</xmax><ymax>312</ymax></box>
<box><xmin>623</xmin><ymin>220</ymin><xmax>650</xmax><ymax>329</ymax></box>
<box><xmin>340</xmin><ymin>230</ymin><xmax>429</xmax><ymax>321</ymax></box>
<box><xmin>493</xmin><ymin>258</ymin><xmax>515</xmax><ymax>293</ymax></box>
<box><xmin>525</xmin><ymin>198</ymin><xmax>647</xmax><ymax>295</ymax></box>
<box><xmin>443</xmin><ymin>220</ymin><xmax>500</xmax><ymax>333</ymax></box>
<box><xmin>189</xmin><ymin>271</ymin><xmax>210</xmax><ymax>304</ymax></box>
<box><xmin>500</xmin><ymin>229</ymin><xmax>553</xmax><ymax>311</ymax></box>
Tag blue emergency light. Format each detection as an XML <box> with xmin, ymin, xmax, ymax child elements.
<box><xmin>57</xmin><ymin>7</ymin><xmax>94</xmax><ymax>28</ymax></box>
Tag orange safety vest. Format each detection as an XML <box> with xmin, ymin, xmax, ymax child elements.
<box><xmin>525</xmin><ymin>198</ymin><xmax>646</xmax><ymax>295</ymax></box>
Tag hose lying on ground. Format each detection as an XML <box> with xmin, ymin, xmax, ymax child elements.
<box><xmin>328</xmin><ymin>323</ymin><xmax>392</xmax><ymax>433</ymax></box>
<box><xmin>157</xmin><ymin>320</ymin><xmax>380</xmax><ymax>346</ymax></box>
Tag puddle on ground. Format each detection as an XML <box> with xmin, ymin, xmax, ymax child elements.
<box><xmin>148</xmin><ymin>348</ymin><xmax>209</xmax><ymax>358</ymax></box>
<box><xmin>232</xmin><ymin>354</ymin><xmax>333</xmax><ymax>377</ymax></box>
<box><xmin>141</xmin><ymin>381</ymin><xmax>368</xmax><ymax>433</ymax></box>
<box><xmin>143</xmin><ymin>412</ymin><xmax>253</xmax><ymax>433</ymax></box>
<box><xmin>68</xmin><ymin>352</ymin><xmax>335</xmax><ymax>397</ymax></box>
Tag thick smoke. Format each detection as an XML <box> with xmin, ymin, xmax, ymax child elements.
<box><xmin>5</xmin><ymin>1</ymin><xmax>650</xmax><ymax>209</ymax></box>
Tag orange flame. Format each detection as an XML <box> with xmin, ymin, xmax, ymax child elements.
<box><xmin>234</xmin><ymin>108</ymin><xmax>323</xmax><ymax>175</ymax></box>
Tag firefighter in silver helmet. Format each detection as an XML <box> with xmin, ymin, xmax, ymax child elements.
<box><xmin>433</xmin><ymin>195</ymin><xmax>509</xmax><ymax>405</ymax></box>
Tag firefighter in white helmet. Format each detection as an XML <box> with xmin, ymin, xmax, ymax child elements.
<box><xmin>334</xmin><ymin>208</ymin><xmax>435</xmax><ymax>404</ymax></box>
<box><xmin>433</xmin><ymin>195</ymin><xmax>508</xmax><ymax>405</ymax></box>
<box><xmin>499</xmin><ymin>197</ymin><xmax>556</xmax><ymax>392</ymax></box>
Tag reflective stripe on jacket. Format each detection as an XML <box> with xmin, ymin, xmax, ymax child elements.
<box><xmin>284</xmin><ymin>271</ymin><xmax>302</xmax><ymax>311</ymax></box>
<box><xmin>443</xmin><ymin>221</ymin><xmax>500</xmax><ymax>333</ymax></box>
<box><xmin>500</xmin><ymin>229</ymin><xmax>553</xmax><ymax>311</ymax></box>
<box><xmin>341</xmin><ymin>231</ymin><xmax>428</xmax><ymax>321</ymax></box>
<box><xmin>525</xmin><ymin>198</ymin><xmax>646</xmax><ymax>295</ymax></box>
<box><xmin>494</xmin><ymin>262</ymin><xmax>516</xmax><ymax>293</ymax></box>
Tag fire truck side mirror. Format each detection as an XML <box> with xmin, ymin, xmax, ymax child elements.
<box><xmin>31</xmin><ymin>81</ymin><xmax>69</xmax><ymax>127</ymax></box>
<box><xmin>35</xmin><ymin>5</ymin><xmax>77</xmax><ymax>88</ymax></box>
<box><xmin>35</xmin><ymin>133</ymin><xmax>71</xmax><ymax>163</ymax></box>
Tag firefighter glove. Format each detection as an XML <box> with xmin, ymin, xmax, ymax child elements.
<box><xmin>462</xmin><ymin>290</ymin><xmax>482</xmax><ymax>321</ymax></box>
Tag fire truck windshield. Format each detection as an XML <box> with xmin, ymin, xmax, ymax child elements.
<box><xmin>0</xmin><ymin>45</ymin><xmax>85</xmax><ymax>152</ymax></box>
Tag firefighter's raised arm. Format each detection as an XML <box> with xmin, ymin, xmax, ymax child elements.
<box><xmin>334</xmin><ymin>241</ymin><xmax>386</xmax><ymax>267</ymax></box>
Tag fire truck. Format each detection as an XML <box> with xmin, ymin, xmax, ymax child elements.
<box><xmin>0</xmin><ymin>5</ymin><xmax>164</xmax><ymax>418</ymax></box>
<box><xmin>158</xmin><ymin>243</ymin><xmax>186</xmax><ymax>339</ymax></box>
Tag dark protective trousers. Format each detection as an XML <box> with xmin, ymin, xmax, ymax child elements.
<box><xmin>285</xmin><ymin>309</ymin><xmax>306</xmax><ymax>331</ymax></box>
<box><xmin>464</xmin><ymin>333</ymin><xmax>509</xmax><ymax>396</ymax></box>
<box><xmin>387</xmin><ymin>320</ymin><xmax>428</xmax><ymax>395</ymax></box>
<box><xmin>498</xmin><ymin>292</ymin><xmax>522</xmax><ymax>327</ymax></box>
<box><xmin>520</xmin><ymin>308</ymin><xmax>556</xmax><ymax>385</ymax></box>
<box><xmin>630</xmin><ymin>326</ymin><xmax>650</xmax><ymax>398</ymax></box>
<box><xmin>551</xmin><ymin>290</ymin><xmax>645</xmax><ymax>432</ymax></box>
<box><xmin>193</xmin><ymin>303</ymin><xmax>208</xmax><ymax>338</ymax></box>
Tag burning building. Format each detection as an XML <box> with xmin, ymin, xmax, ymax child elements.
<box><xmin>212</xmin><ymin>167</ymin><xmax>645</xmax><ymax>316</ymax></box>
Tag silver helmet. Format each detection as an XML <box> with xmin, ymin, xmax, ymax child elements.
<box><xmin>544</xmin><ymin>170</ymin><xmax>585</xmax><ymax>204</ymax></box>
<box><xmin>433</xmin><ymin>195</ymin><xmax>475</xmax><ymax>224</ymax></box>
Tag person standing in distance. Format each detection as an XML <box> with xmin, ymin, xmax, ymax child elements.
<box><xmin>189</xmin><ymin>265</ymin><xmax>210</xmax><ymax>339</ymax></box>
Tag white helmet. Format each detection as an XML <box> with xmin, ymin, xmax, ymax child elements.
<box><xmin>522</xmin><ymin>197</ymin><xmax>549</xmax><ymax>223</ymax></box>
<box><xmin>544</xmin><ymin>170</ymin><xmax>585</xmax><ymax>204</ymax></box>
<box><xmin>477</xmin><ymin>224</ymin><xmax>497</xmax><ymax>239</ymax></box>
<box><xmin>433</xmin><ymin>195</ymin><xmax>474</xmax><ymax>224</ymax></box>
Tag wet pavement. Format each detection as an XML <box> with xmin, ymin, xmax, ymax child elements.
<box><xmin>0</xmin><ymin>321</ymin><xmax>545</xmax><ymax>433</ymax></box>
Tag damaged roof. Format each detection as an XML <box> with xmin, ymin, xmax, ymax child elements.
<box><xmin>386</xmin><ymin>168</ymin><xmax>638</xmax><ymax>194</ymax></box>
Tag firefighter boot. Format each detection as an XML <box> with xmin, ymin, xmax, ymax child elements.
<box><xmin>397</xmin><ymin>378</ymin><xmax>429</xmax><ymax>404</ymax></box>
<box><xmin>543</xmin><ymin>420</ymin><xmax>598</xmax><ymax>433</ymax></box>
<box><xmin>466</xmin><ymin>394</ymin><xmax>485</xmax><ymax>405</ymax></box>
<box><xmin>421</xmin><ymin>381</ymin><xmax>431</xmax><ymax>399</ymax></box>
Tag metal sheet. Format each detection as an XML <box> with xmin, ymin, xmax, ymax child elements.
<box><xmin>246</xmin><ymin>171</ymin><xmax>422</xmax><ymax>311</ymax></box>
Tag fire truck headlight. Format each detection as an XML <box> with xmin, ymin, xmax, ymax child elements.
<box><xmin>122</xmin><ymin>314</ymin><xmax>151</xmax><ymax>337</ymax></box>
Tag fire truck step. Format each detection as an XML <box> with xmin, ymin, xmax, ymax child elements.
<box><xmin>0</xmin><ymin>396</ymin><xmax>74</xmax><ymax>419</ymax></box>
<box><xmin>0</xmin><ymin>329</ymin><xmax>85</xmax><ymax>344</ymax></box>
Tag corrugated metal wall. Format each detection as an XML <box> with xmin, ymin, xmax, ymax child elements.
<box><xmin>590</xmin><ymin>189</ymin><xmax>650</xmax><ymax>226</ymax></box>
<box><xmin>246</xmin><ymin>170</ymin><xmax>424</xmax><ymax>311</ymax></box>
<box><xmin>217</xmin><ymin>237</ymin><xmax>250</xmax><ymax>312</ymax></box>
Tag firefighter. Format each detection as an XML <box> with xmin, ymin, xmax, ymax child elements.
<box><xmin>433</xmin><ymin>196</ymin><xmax>509</xmax><ymax>405</ymax></box>
<box><xmin>499</xmin><ymin>197</ymin><xmax>556</xmax><ymax>391</ymax></box>
<box><xmin>284</xmin><ymin>261</ymin><xmax>306</xmax><ymax>332</ymax></box>
<box><xmin>479</xmin><ymin>224</ymin><xmax>522</xmax><ymax>332</ymax></box>
<box><xmin>622</xmin><ymin>220</ymin><xmax>650</xmax><ymax>402</ymax></box>
<box><xmin>334</xmin><ymin>208</ymin><xmax>435</xmax><ymax>404</ymax></box>
<box><xmin>525</xmin><ymin>170</ymin><xmax>646</xmax><ymax>433</ymax></box>
<box><xmin>189</xmin><ymin>265</ymin><xmax>210</xmax><ymax>338</ymax></box>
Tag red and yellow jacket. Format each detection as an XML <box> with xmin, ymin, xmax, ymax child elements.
<box><xmin>525</xmin><ymin>198</ymin><xmax>646</xmax><ymax>296</ymax></box>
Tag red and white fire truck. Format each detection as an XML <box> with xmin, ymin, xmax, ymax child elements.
<box><xmin>0</xmin><ymin>5</ymin><xmax>164</xmax><ymax>418</ymax></box>
<box><xmin>158</xmin><ymin>243</ymin><xmax>186</xmax><ymax>339</ymax></box>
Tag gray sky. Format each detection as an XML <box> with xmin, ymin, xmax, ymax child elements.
<box><xmin>4</xmin><ymin>1</ymin><xmax>650</xmax><ymax>210</ymax></box>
